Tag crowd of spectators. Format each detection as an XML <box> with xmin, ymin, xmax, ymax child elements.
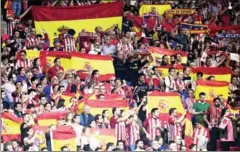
<box><xmin>1</xmin><ymin>0</ymin><xmax>240</xmax><ymax>151</ymax></box>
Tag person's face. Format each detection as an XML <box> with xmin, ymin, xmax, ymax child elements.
<box><xmin>12</xmin><ymin>74</ymin><xmax>17</xmax><ymax>82</ymax></box>
<box><xmin>176</xmin><ymin>54</ymin><xmax>181</xmax><ymax>61</ymax></box>
<box><xmin>12</xmin><ymin>141</ymin><xmax>18</xmax><ymax>149</ymax></box>
<box><xmin>115</xmin><ymin>80</ymin><xmax>122</xmax><ymax>88</ymax></box>
<box><xmin>173</xmin><ymin>109</ymin><xmax>178</xmax><ymax>117</ymax></box>
<box><xmin>53</xmin><ymin>85</ymin><xmax>59</xmax><ymax>92</ymax></box>
<box><xmin>1</xmin><ymin>91</ymin><xmax>6</xmax><ymax>99</ymax></box>
<box><xmin>84</xmin><ymin>106</ymin><xmax>90</xmax><ymax>114</ymax></box>
<box><xmin>170</xmin><ymin>56</ymin><xmax>175</xmax><ymax>63</ymax></box>
<box><xmin>16</xmin><ymin>104</ymin><xmax>22</xmax><ymax>111</ymax></box>
<box><xmin>177</xmin><ymin>72</ymin><xmax>183</xmax><ymax>79</ymax></box>
<box><xmin>169</xmin><ymin>143</ymin><xmax>178</xmax><ymax>151</ymax></box>
<box><xmin>184</xmin><ymin>68</ymin><xmax>191</xmax><ymax>75</ymax></box>
<box><xmin>117</xmin><ymin>52</ymin><xmax>124</xmax><ymax>59</ymax></box>
<box><xmin>196</xmin><ymin>123</ymin><xmax>201</xmax><ymax>129</ymax></box>
<box><xmin>26</xmin><ymin>72</ymin><xmax>33</xmax><ymax>79</ymax></box>
<box><xmin>154</xmin><ymin>110</ymin><xmax>159</xmax><ymax>117</ymax></box>
<box><xmin>152</xmin><ymin>141</ymin><xmax>159</xmax><ymax>150</ymax></box>
<box><xmin>20</xmin><ymin>53</ymin><xmax>26</xmax><ymax>60</ymax></box>
<box><xmin>74</xmin><ymin>116</ymin><xmax>81</xmax><ymax>123</ymax></box>
<box><xmin>55</xmin><ymin>41</ymin><xmax>61</xmax><ymax>47</ymax></box>
<box><xmin>232</xmin><ymin>77</ymin><xmax>237</xmax><ymax>85</ymax></box>
<box><xmin>115</xmin><ymin>108</ymin><xmax>120</xmax><ymax>116</ymax></box>
<box><xmin>117</xmin><ymin>142</ymin><xmax>124</xmax><ymax>150</ymax></box>
<box><xmin>97</xmin><ymin>116</ymin><xmax>103</xmax><ymax>123</ymax></box>
<box><xmin>175</xmin><ymin>136</ymin><xmax>182</xmax><ymax>145</ymax></box>
<box><xmin>32</xmin><ymin>68</ymin><xmax>38</xmax><ymax>76</ymax></box>
<box><xmin>197</xmin><ymin>74</ymin><xmax>202</xmax><ymax>80</ymax></box>
<box><xmin>28</xmin><ymin>128</ymin><xmax>34</xmax><ymax>136</ymax></box>
<box><xmin>105</xmin><ymin>37</ymin><xmax>111</xmax><ymax>44</ymax></box>
<box><xmin>14</xmin><ymin>31</ymin><xmax>20</xmax><ymax>38</ymax></box>
<box><xmin>188</xmin><ymin>90</ymin><xmax>194</xmax><ymax>98</ymax></box>
<box><xmin>45</xmin><ymin>104</ymin><xmax>52</xmax><ymax>111</ymax></box>
<box><xmin>200</xmin><ymin>95</ymin><xmax>206</xmax><ymax>102</ymax></box>
<box><xmin>37</xmin><ymin>85</ymin><xmax>43</xmax><ymax>93</ymax></box>
<box><xmin>225</xmin><ymin>109</ymin><xmax>231</xmax><ymax>116</ymax></box>
<box><xmin>6</xmin><ymin>145</ymin><xmax>13</xmax><ymax>151</ymax></box>
<box><xmin>55</xmin><ymin>59</ymin><xmax>61</xmax><ymax>66</ymax></box>
<box><xmin>169</xmin><ymin>69</ymin><xmax>175</xmax><ymax>77</ymax></box>
<box><xmin>214</xmin><ymin>99</ymin><xmax>221</xmax><ymax>107</ymax></box>
<box><xmin>16</xmin><ymin>82</ymin><xmax>22</xmax><ymax>89</ymax></box>
<box><xmin>40</xmin><ymin>97</ymin><xmax>47</xmax><ymax>105</ymax></box>
<box><xmin>103</xmin><ymin>110</ymin><xmax>109</xmax><ymax>118</ymax></box>
<box><xmin>31</xmin><ymin>29</ymin><xmax>36</xmax><ymax>36</ymax></box>
<box><xmin>139</xmin><ymin>76</ymin><xmax>145</xmax><ymax>83</ymax></box>
<box><xmin>158</xmin><ymin>138</ymin><xmax>163</xmax><ymax>146</ymax></box>
<box><xmin>94</xmin><ymin>71</ymin><xmax>100</xmax><ymax>78</ymax></box>
<box><xmin>163</xmin><ymin>56</ymin><xmax>169</xmax><ymax>64</ymax></box>
<box><xmin>192</xmin><ymin>145</ymin><xmax>197</xmax><ymax>151</ymax></box>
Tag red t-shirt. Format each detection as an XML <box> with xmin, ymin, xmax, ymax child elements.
<box><xmin>48</xmin><ymin>65</ymin><xmax>64</xmax><ymax>78</ymax></box>
<box><xmin>110</xmin><ymin>116</ymin><xmax>118</xmax><ymax>129</ymax></box>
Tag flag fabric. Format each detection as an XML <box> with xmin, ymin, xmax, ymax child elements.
<box><xmin>180</xmin><ymin>23</ymin><xmax>208</xmax><ymax>30</ymax></box>
<box><xmin>61</xmin><ymin>93</ymin><xmax>76</xmax><ymax>107</ymax></box>
<box><xmin>155</xmin><ymin>65</ymin><xmax>183</xmax><ymax>78</ymax></box>
<box><xmin>89</xmin><ymin>128</ymin><xmax>116</xmax><ymax>150</ymax></box>
<box><xmin>72</xmin><ymin>52</ymin><xmax>115</xmax><ymax>81</ymax></box>
<box><xmin>89</xmin><ymin>93</ymin><xmax>124</xmax><ymax>100</ymax></box>
<box><xmin>73</xmin><ymin>93</ymin><xmax>94</xmax><ymax>114</ymax></box>
<box><xmin>147</xmin><ymin>91</ymin><xmax>184</xmax><ymax>120</ymax></box>
<box><xmin>85</xmin><ymin>99</ymin><xmax>129</xmax><ymax>116</ymax></box>
<box><xmin>1</xmin><ymin>112</ymin><xmax>23</xmax><ymax>142</ymax></box>
<box><xmin>185</xmin><ymin>113</ymin><xmax>194</xmax><ymax>150</ymax></box>
<box><xmin>37</xmin><ymin>111</ymin><xmax>68</xmax><ymax>126</ymax></box>
<box><xmin>51</xmin><ymin>126</ymin><xmax>77</xmax><ymax>151</ymax></box>
<box><xmin>191</xmin><ymin>67</ymin><xmax>232</xmax><ymax>83</ymax></box>
<box><xmin>195</xmin><ymin>80</ymin><xmax>229</xmax><ymax>102</ymax></box>
<box><xmin>139</xmin><ymin>4</ymin><xmax>171</xmax><ymax>16</ymax></box>
<box><xmin>148</xmin><ymin>46</ymin><xmax>187</xmax><ymax>64</ymax></box>
<box><xmin>31</xmin><ymin>2</ymin><xmax>123</xmax><ymax>46</ymax></box>
<box><xmin>208</xmin><ymin>23</ymin><xmax>240</xmax><ymax>34</ymax></box>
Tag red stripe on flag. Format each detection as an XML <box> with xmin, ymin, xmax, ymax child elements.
<box><xmin>1</xmin><ymin>112</ymin><xmax>23</xmax><ymax>123</ymax></box>
<box><xmin>196</xmin><ymin>80</ymin><xmax>229</xmax><ymax>87</ymax></box>
<box><xmin>148</xmin><ymin>91</ymin><xmax>180</xmax><ymax>96</ymax></box>
<box><xmin>52</xmin><ymin>126</ymin><xmax>76</xmax><ymax>140</ymax></box>
<box><xmin>32</xmin><ymin>2</ymin><xmax>123</xmax><ymax>21</ymax></box>
<box><xmin>191</xmin><ymin>67</ymin><xmax>232</xmax><ymax>75</ymax></box>
<box><xmin>37</xmin><ymin>111</ymin><xmax>68</xmax><ymax>120</ymax></box>
<box><xmin>86</xmin><ymin>99</ymin><xmax>128</xmax><ymax>108</ymax></box>
<box><xmin>71</xmin><ymin>52</ymin><xmax>113</xmax><ymax>60</ymax></box>
<box><xmin>2</xmin><ymin>135</ymin><xmax>21</xmax><ymax>143</ymax></box>
<box><xmin>77</xmin><ymin>72</ymin><xmax>115</xmax><ymax>81</ymax></box>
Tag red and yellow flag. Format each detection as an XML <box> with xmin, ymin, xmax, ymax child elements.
<box><xmin>90</xmin><ymin>128</ymin><xmax>116</xmax><ymax>149</ymax></box>
<box><xmin>89</xmin><ymin>93</ymin><xmax>124</xmax><ymax>100</ymax></box>
<box><xmin>46</xmin><ymin>51</ymin><xmax>72</xmax><ymax>71</ymax></box>
<box><xmin>1</xmin><ymin>112</ymin><xmax>23</xmax><ymax>142</ymax></box>
<box><xmin>148</xmin><ymin>47</ymin><xmax>187</xmax><ymax>64</ymax></box>
<box><xmin>85</xmin><ymin>99</ymin><xmax>129</xmax><ymax>116</ymax></box>
<box><xmin>51</xmin><ymin>126</ymin><xmax>77</xmax><ymax>151</ymax></box>
<box><xmin>32</xmin><ymin>2</ymin><xmax>123</xmax><ymax>45</ymax></box>
<box><xmin>37</xmin><ymin>111</ymin><xmax>68</xmax><ymax>126</ymax></box>
<box><xmin>139</xmin><ymin>4</ymin><xmax>171</xmax><ymax>16</ymax></box>
<box><xmin>72</xmin><ymin>52</ymin><xmax>115</xmax><ymax>81</ymax></box>
<box><xmin>147</xmin><ymin>91</ymin><xmax>184</xmax><ymax>120</ymax></box>
<box><xmin>195</xmin><ymin>80</ymin><xmax>229</xmax><ymax>102</ymax></box>
<box><xmin>191</xmin><ymin>67</ymin><xmax>232</xmax><ymax>83</ymax></box>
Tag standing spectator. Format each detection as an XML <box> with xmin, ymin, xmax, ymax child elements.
<box><xmin>193</xmin><ymin>120</ymin><xmax>209</xmax><ymax>151</ymax></box>
<box><xmin>63</xmin><ymin>29</ymin><xmax>76</xmax><ymax>52</ymax></box>
<box><xmin>79</xmin><ymin>105</ymin><xmax>94</xmax><ymax>127</ymax></box>
<box><xmin>15</xmin><ymin>50</ymin><xmax>32</xmax><ymax>71</ymax></box>
<box><xmin>164</xmin><ymin>67</ymin><xmax>177</xmax><ymax>92</ymax></box>
<box><xmin>48</xmin><ymin>58</ymin><xmax>64</xmax><ymax>79</ymax></box>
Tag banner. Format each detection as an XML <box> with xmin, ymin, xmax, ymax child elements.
<box><xmin>1</xmin><ymin>112</ymin><xmax>23</xmax><ymax>142</ymax></box>
<box><xmin>26</xmin><ymin>50</ymin><xmax>115</xmax><ymax>81</ymax></box>
<box><xmin>85</xmin><ymin>99</ymin><xmax>129</xmax><ymax>116</ymax></box>
<box><xmin>37</xmin><ymin>111</ymin><xmax>68</xmax><ymax>126</ymax></box>
<box><xmin>155</xmin><ymin>65</ymin><xmax>183</xmax><ymax>78</ymax></box>
<box><xmin>180</xmin><ymin>23</ymin><xmax>208</xmax><ymax>30</ymax></box>
<box><xmin>51</xmin><ymin>126</ymin><xmax>77</xmax><ymax>151</ymax></box>
<box><xmin>32</xmin><ymin>2</ymin><xmax>123</xmax><ymax>45</ymax></box>
<box><xmin>147</xmin><ymin>91</ymin><xmax>184</xmax><ymax>120</ymax></box>
<box><xmin>166</xmin><ymin>9</ymin><xmax>196</xmax><ymax>15</ymax></box>
<box><xmin>216</xmin><ymin>34</ymin><xmax>240</xmax><ymax>38</ymax></box>
<box><xmin>148</xmin><ymin>46</ymin><xmax>187</xmax><ymax>64</ymax></box>
<box><xmin>208</xmin><ymin>23</ymin><xmax>240</xmax><ymax>33</ymax></box>
<box><xmin>195</xmin><ymin>80</ymin><xmax>229</xmax><ymax>102</ymax></box>
<box><xmin>89</xmin><ymin>128</ymin><xmax>116</xmax><ymax>150</ymax></box>
<box><xmin>139</xmin><ymin>4</ymin><xmax>171</xmax><ymax>16</ymax></box>
<box><xmin>191</xmin><ymin>67</ymin><xmax>232</xmax><ymax>83</ymax></box>
<box><xmin>72</xmin><ymin>52</ymin><xmax>115</xmax><ymax>81</ymax></box>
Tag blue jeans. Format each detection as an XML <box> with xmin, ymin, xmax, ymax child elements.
<box><xmin>128</xmin><ymin>145</ymin><xmax>135</xmax><ymax>151</ymax></box>
<box><xmin>12</xmin><ymin>1</ymin><xmax>21</xmax><ymax>17</ymax></box>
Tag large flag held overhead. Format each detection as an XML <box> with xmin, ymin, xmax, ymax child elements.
<box><xmin>72</xmin><ymin>52</ymin><xmax>115</xmax><ymax>81</ymax></box>
<box><xmin>31</xmin><ymin>2</ymin><xmax>123</xmax><ymax>45</ymax></box>
<box><xmin>139</xmin><ymin>4</ymin><xmax>171</xmax><ymax>16</ymax></box>
<box><xmin>51</xmin><ymin>126</ymin><xmax>77</xmax><ymax>151</ymax></box>
<box><xmin>85</xmin><ymin>99</ymin><xmax>129</xmax><ymax>116</ymax></box>
<box><xmin>191</xmin><ymin>67</ymin><xmax>232</xmax><ymax>83</ymax></box>
<box><xmin>1</xmin><ymin>112</ymin><xmax>23</xmax><ymax>142</ymax></box>
<box><xmin>37</xmin><ymin>111</ymin><xmax>68</xmax><ymax>126</ymax></box>
<box><xmin>147</xmin><ymin>91</ymin><xmax>184</xmax><ymax>121</ymax></box>
<box><xmin>195</xmin><ymin>80</ymin><xmax>229</xmax><ymax>103</ymax></box>
<box><xmin>148</xmin><ymin>46</ymin><xmax>187</xmax><ymax>64</ymax></box>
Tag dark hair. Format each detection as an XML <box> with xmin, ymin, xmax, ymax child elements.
<box><xmin>189</xmin><ymin>144</ymin><xmax>196</xmax><ymax>149</ymax></box>
<box><xmin>151</xmin><ymin>108</ymin><xmax>158</xmax><ymax>114</ymax></box>
<box><xmin>221</xmin><ymin>108</ymin><xmax>229</xmax><ymax>118</ymax></box>
<box><xmin>36</xmin><ymin>83</ymin><xmax>42</xmax><ymax>88</ymax></box>
<box><xmin>207</xmin><ymin>75</ymin><xmax>215</xmax><ymax>80</ymax></box>
<box><xmin>213</xmin><ymin>97</ymin><xmax>220</xmax><ymax>103</ymax></box>
<box><xmin>91</xmin><ymin>69</ymin><xmax>99</xmax><ymax>77</ymax></box>
<box><xmin>112</xmin><ymin>148</ymin><xmax>121</xmax><ymax>151</ymax></box>
<box><xmin>168</xmin><ymin>140</ymin><xmax>175</xmax><ymax>145</ymax></box>
<box><xmin>102</xmin><ymin>109</ymin><xmax>108</xmax><ymax>119</ymax></box>
<box><xmin>31</xmin><ymin>76</ymin><xmax>38</xmax><ymax>83</ymax></box>
<box><xmin>41</xmin><ymin>147</ymin><xmax>48</xmax><ymax>151</ymax></box>
<box><xmin>168</xmin><ymin>67</ymin><xmax>175</xmax><ymax>73</ymax></box>
<box><xmin>169</xmin><ymin>108</ymin><xmax>176</xmax><ymax>115</ymax></box>
<box><xmin>12</xmin><ymin>139</ymin><xmax>20</xmax><ymax>145</ymax></box>
<box><xmin>199</xmin><ymin>92</ymin><xmax>206</xmax><ymax>97</ymax></box>
<box><xmin>27</xmin><ymin>104</ymin><xmax>35</xmax><ymax>109</ymax></box>
<box><xmin>68</xmin><ymin>29</ymin><xmax>76</xmax><ymax>36</ymax></box>
<box><xmin>106</xmin><ymin>142</ymin><xmax>114</xmax><ymax>150</ymax></box>
<box><xmin>60</xmin><ymin>145</ymin><xmax>68</xmax><ymax>151</ymax></box>
<box><xmin>95</xmin><ymin>114</ymin><xmax>101</xmax><ymax>122</ymax></box>
<box><xmin>28</xmin><ymin>88</ymin><xmax>36</xmax><ymax>95</ymax></box>
<box><xmin>135</xmin><ymin>139</ymin><xmax>143</xmax><ymax>146</ymax></box>
<box><xmin>112</xmin><ymin>107</ymin><xmax>117</xmax><ymax>115</ymax></box>
<box><xmin>56</xmin><ymin>99</ymin><xmax>65</xmax><ymax>109</ymax></box>
<box><xmin>54</xmin><ymin>57</ymin><xmax>60</xmax><ymax>63</ymax></box>
<box><xmin>117</xmin><ymin>140</ymin><xmax>125</xmax><ymax>147</ymax></box>
<box><xmin>14</xmin><ymin>102</ymin><xmax>21</xmax><ymax>109</ymax></box>
<box><xmin>39</xmin><ymin>94</ymin><xmax>46</xmax><ymax>100</ymax></box>
<box><xmin>183</xmin><ymin>66</ymin><xmax>189</xmax><ymax>72</ymax></box>
<box><xmin>197</xmin><ymin>72</ymin><xmax>203</xmax><ymax>77</ymax></box>
<box><xmin>17</xmin><ymin>67</ymin><xmax>24</xmax><ymax>74</ymax></box>
<box><xmin>20</xmin><ymin>50</ymin><xmax>27</xmax><ymax>55</ymax></box>
<box><xmin>32</xmin><ymin>58</ymin><xmax>39</xmax><ymax>67</ymax></box>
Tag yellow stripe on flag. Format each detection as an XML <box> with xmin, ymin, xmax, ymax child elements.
<box><xmin>38</xmin><ymin>119</ymin><xmax>58</xmax><ymax>126</ymax></box>
<box><xmin>2</xmin><ymin>118</ymin><xmax>22</xmax><ymax>135</ymax></box>
<box><xmin>195</xmin><ymin>80</ymin><xmax>229</xmax><ymax>101</ymax></box>
<box><xmin>139</xmin><ymin>4</ymin><xmax>171</xmax><ymax>16</ymax></box>
<box><xmin>26</xmin><ymin>50</ymin><xmax>40</xmax><ymax>61</ymax></box>
<box><xmin>46</xmin><ymin>56</ymin><xmax>72</xmax><ymax>71</ymax></box>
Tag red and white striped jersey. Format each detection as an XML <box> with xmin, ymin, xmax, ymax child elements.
<box><xmin>25</xmin><ymin>36</ymin><xmax>39</xmax><ymax>48</ymax></box>
<box><xmin>127</xmin><ymin>122</ymin><xmax>140</xmax><ymax>145</ymax></box>
<box><xmin>193</xmin><ymin>127</ymin><xmax>210</xmax><ymax>147</ymax></box>
<box><xmin>63</xmin><ymin>35</ymin><xmax>77</xmax><ymax>52</ymax></box>
<box><xmin>15</xmin><ymin>59</ymin><xmax>32</xmax><ymax>70</ymax></box>
<box><xmin>175</xmin><ymin>79</ymin><xmax>185</xmax><ymax>90</ymax></box>
<box><xmin>168</xmin><ymin>116</ymin><xmax>183</xmax><ymax>141</ymax></box>
<box><xmin>143</xmin><ymin>117</ymin><xmax>162</xmax><ymax>141</ymax></box>
<box><xmin>116</xmin><ymin>121</ymin><xmax>127</xmax><ymax>141</ymax></box>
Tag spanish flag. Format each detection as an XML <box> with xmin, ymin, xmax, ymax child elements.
<box><xmin>184</xmin><ymin>113</ymin><xmax>194</xmax><ymax>150</ymax></box>
<box><xmin>148</xmin><ymin>47</ymin><xmax>187</xmax><ymax>64</ymax></box>
<box><xmin>31</xmin><ymin>2</ymin><xmax>123</xmax><ymax>45</ymax></box>
<box><xmin>37</xmin><ymin>111</ymin><xmax>68</xmax><ymax>126</ymax></box>
<box><xmin>155</xmin><ymin>65</ymin><xmax>183</xmax><ymax>78</ymax></box>
<box><xmin>72</xmin><ymin>52</ymin><xmax>115</xmax><ymax>81</ymax></box>
<box><xmin>90</xmin><ymin>128</ymin><xmax>116</xmax><ymax>150</ymax></box>
<box><xmin>1</xmin><ymin>112</ymin><xmax>23</xmax><ymax>142</ymax></box>
<box><xmin>73</xmin><ymin>93</ymin><xmax>95</xmax><ymax>114</ymax></box>
<box><xmin>51</xmin><ymin>126</ymin><xmax>77</xmax><ymax>151</ymax></box>
<box><xmin>85</xmin><ymin>99</ymin><xmax>129</xmax><ymax>116</ymax></box>
<box><xmin>195</xmin><ymin>80</ymin><xmax>229</xmax><ymax>102</ymax></box>
<box><xmin>191</xmin><ymin>67</ymin><xmax>232</xmax><ymax>83</ymax></box>
<box><xmin>46</xmin><ymin>51</ymin><xmax>72</xmax><ymax>71</ymax></box>
<box><xmin>147</xmin><ymin>91</ymin><xmax>184</xmax><ymax>119</ymax></box>
<box><xmin>61</xmin><ymin>92</ymin><xmax>76</xmax><ymax>107</ymax></box>
<box><xmin>89</xmin><ymin>93</ymin><xmax>124</xmax><ymax>100</ymax></box>
<box><xmin>139</xmin><ymin>4</ymin><xmax>171</xmax><ymax>16</ymax></box>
